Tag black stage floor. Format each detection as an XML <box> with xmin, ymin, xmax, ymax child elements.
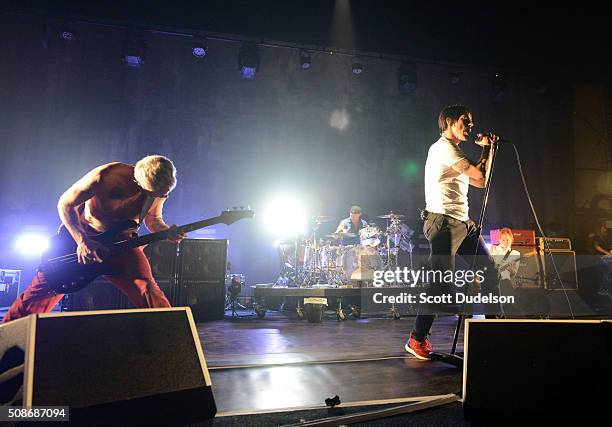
<box><xmin>199</xmin><ymin>314</ymin><xmax>464</xmax><ymax>416</ymax></box>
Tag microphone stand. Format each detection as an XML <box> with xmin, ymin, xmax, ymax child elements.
<box><xmin>429</xmin><ymin>140</ymin><xmax>500</xmax><ymax>368</ymax></box>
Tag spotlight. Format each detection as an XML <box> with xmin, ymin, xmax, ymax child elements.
<box><xmin>262</xmin><ymin>195</ymin><xmax>306</xmax><ymax>237</ymax></box>
<box><xmin>299</xmin><ymin>49</ymin><xmax>311</xmax><ymax>69</ymax></box>
<box><xmin>398</xmin><ymin>62</ymin><xmax>417</xmax><ymax>94</ymax></box>
<box><xmin>192</xmin><ymin>34</ymin><xmax>207</xmax><ymax>58</ymax></box>
<box><xmin>16</xmin><ymin>233</ymin><xmax>50</xmax><ymax>257</ymax></box>
<box><xmin>59</xmin><ymin>21</ymin><xmax>76</xmax><ymax>42</ymax></box>
<box><xmin>239</xmin><ymin>43</ymin><xmax>259</xmax><ymax>80</ymax></box>
<box><xmin>492</xmin><ymin>73</ymin><xmax>507</xmax><ymax>103</ymax></box>
<box><xmin>60</xmin><ymin>28</ymin><xmax>75</xmax><ymax>42</ymax></box>
<box><xmin>122</xmin><ymin>31</ymin><xmax>146</xmax><ymax>68</ymax></box>
<box><xmin>352</xmin><ymin>57</ymin><xmax>363</xmax><ymax>75</ymax></box>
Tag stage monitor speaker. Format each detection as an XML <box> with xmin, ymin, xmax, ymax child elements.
<box><xmin>0</xmin><ymin>308</ymin><xmax>216</xmax><ymax>425</ymax></box>
<box><xmin>541</xmin><ymin>250</ymin><xmax>578</xmax><ymax>290</ymax></box>
<box><xmin>463</xmin><ymin>320</ymin><xmax>612</xmax><ymax>423</ymax></box>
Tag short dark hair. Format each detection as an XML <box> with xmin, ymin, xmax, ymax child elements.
<box><xmin>438</xmin><ymin>105</ymin><xmax>471</xmax><ymax>135</ymax></box>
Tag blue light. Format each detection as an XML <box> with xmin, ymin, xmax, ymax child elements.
<box><xmin>240</xmin><ymin>66</ymin><xmax>257</xmax><ymax>80</ymax></box>
<box><xmin>124</xmin><ymin>55</ymin><xmax>143</xmax><ymax>67</ymax></box>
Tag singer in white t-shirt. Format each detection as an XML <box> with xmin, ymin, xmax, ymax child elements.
<box><xmin>405</xmin><ymin>104</ymin><xmax>501</xmax><ymax>361</ymax></box>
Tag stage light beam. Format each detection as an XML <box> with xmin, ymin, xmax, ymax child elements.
<box><xmin>16</xmin><ymin>233</ymin><xmax>50</xmax><ymax>257</ymax></box>
<box><xmin>262</xmin><ymin>196</ymin><xmax>307</xmax><ymax>237</ymax></box>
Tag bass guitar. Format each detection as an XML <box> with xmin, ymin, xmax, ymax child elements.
<box><xmin>39</xmin><ymin>208</ymin><xmax>254</xmax><ymax>294</ymax></box>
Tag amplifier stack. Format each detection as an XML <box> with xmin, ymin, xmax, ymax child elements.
<box><xmin>489</xmin><ymin>230</ymin><xmax>578</xmax><ymax>291</ymax></box>
<box><xmin>65</xmin><ymin>239</ymin><xmax>228</xmax><ymax>321</ymax></box>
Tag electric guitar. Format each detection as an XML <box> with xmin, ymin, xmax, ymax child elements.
<box><xmin>38</xmin><ymin>208</ymin><xmax>254</xmax><ymax>294</ymax></box>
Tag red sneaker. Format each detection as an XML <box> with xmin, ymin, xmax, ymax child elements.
<box><xmin>405</xmin><ymin>336</ymin><xmax>433</xmax><ymax>360</ymax></box>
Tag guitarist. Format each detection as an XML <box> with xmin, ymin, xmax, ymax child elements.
<box><xmin>3</xmin><ymin>155</ymin><xmax>186</xmax><ymax>323</ymax></box>
<box><xmin>489</xmin><ymin>228</ymin><xmax>520</xmax><ymax>284</ymax></box>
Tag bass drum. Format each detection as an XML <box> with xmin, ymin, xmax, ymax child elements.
<box><xmin>320</xmin><ymin>245</ymin><xmax>346</xmax><ymax>270</ymax></box>
<box><xmin>340</xmin><ymin>245</ymin><xmax>383</xmax><ymax>282</ymax></box>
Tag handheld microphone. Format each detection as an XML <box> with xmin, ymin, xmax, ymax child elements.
<box><xmin>475</xmin><ymin>132</ymin><xmax>510</xmax><ymax>145</ymax></box>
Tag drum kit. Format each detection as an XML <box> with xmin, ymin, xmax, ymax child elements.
<box><xmin>277</xmin><ymin>212</ymin><xmax>414</xmax><ymax>287</ymax></box>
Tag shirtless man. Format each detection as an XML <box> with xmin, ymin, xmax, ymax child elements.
<box><xmin>3</xmin><ymin>155</ymin><xmax>185</xmax><ymax>322</ymax></box>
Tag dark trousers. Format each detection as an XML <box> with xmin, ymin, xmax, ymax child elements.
<box><xmin>412</xmin><ymin>213</ymin><xmax>499</xmax><ymax>340</ymax></box>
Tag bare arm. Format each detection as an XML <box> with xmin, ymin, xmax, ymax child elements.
<box><xmin>144</xmin><ymin>198</ymin><xmax>170</xmax><ymax>233</ymax></box>
<box><xmin>57</xmin><ymin>168</ymin><xmax>103</xmax><ymax>245</ymax></box>
<box><xmin>451</xmin><ymin>145</ymin><xmax>492</xmax><ymax>188</ymax></box>
<box><xmin>594</xmin><ymin>243</ymin><xmax>611</xmax><ymax>256</ymax></box>
<box><xmin>57</xmin><ymin>166</ymin><xmax>108</xmax><ymax>263</ymax></box>
<box><xmin>144</xmin><ymin>197</ymin><xmax>186</xmax><ymax>243</ymax></box>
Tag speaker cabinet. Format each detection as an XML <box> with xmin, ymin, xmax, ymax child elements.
<box><xmin>179</xmin><ymin>239</ymin><xmax>228</xmax><ymax>281</ymax></box>
<box><xmin>64</xmin><ymin>277</ymin><xmax>123</xmax><ymax>311</ymax></box>
<box><xmin>510</xmin><ymin>245</ymin><xmax>544</xmax><ymax>289</ymax></box>
<box><xmin>144</xmin><ymin>240</ymin><xmax>178</xmax><ymax>281</ymax></box>
<box><xmin>541</xmin><ymin>250</ymin><xmax>578</xmax><ymax>290</ymax></box>
<box><xmin>463</xmin><ymin>319</ymin><xmax>612</xmax><ymax>423</ymax></box>
<box><xmin>0</xmin><ymin>308</ymin><xmax>216</xmax><ymax>425</ymax></box>
<box><xmin>176</xmin><ymin>239</ymin><xmax>228</xmax><ymax>322</ymax></box>
<box><xmin>64</xmin><ymin>239</ymin><xmax>227</xmax><ymax>319</ymax></box>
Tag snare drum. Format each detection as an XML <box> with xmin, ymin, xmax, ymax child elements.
<box><xmin>359</xmin><ymin>225</ymin><xmax>382</xmax><ymax>247</ymax></box>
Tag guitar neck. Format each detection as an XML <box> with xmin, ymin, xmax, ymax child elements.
<box><xmin>113</xmin><ymin>216</ymin><xmax>224</xmax><ymax>251</ymax></box>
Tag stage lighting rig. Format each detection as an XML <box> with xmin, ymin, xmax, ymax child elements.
<box><xmin>239</xmin><ymin>43</ymin><xmax>259</xmax><ymax>80</ymax></box>
<box><xmin>299</xmin><ymin>49</ymin><xmax>311</xmax><ymax>69</ymax></box>
<box><xmin>449</xmin><ymin>72</ymin><xmax>461</xmax><ymax>85</ymax></box>
<box><xmin>192</xmin><ymin>34</ymin><xmax>207</xmax><ymax>58</ymax></box>
<box><xmin>492</xmin><ymin>72</ymin><xmax>507</xmax><ymax>103</ymax></box>
<box><xmin>398</xmin><ymin>62</ymin><xmax>417</xmax><ymax>94</ymax></box>
<box><xmin>59</xmin><ymin>22</ymin><xmax>76</xmax><ymax>42</ymax></box>
<box><xmin>122</xmin><ymin>31</ymin><xmax>146</xmax><ymax>68</ymax></box>
<box><xmin>352</xmin><ymin>57</ymin><xmax>363</xmax><ymax>75</ymax></box>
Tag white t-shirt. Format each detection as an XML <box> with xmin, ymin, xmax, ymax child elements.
<box><xmin>425</xmin><ymin>137</ymin><xmax>470</xmax><ymax>221</ymax></box>
<box><xmin>489</xmin><ymin>244</ymin><xmax>521</xmax><ymax>280</ymax></box>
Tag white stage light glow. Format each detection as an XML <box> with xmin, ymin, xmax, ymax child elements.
<box><xmin>16</xmin><ymin>233</ymin><xmax>50</xmax><ymax>257</ymax></box>
<box><xmin>263</xmin><ymin>196</ymin><xmax>307</xmax><ymax>237</ymax></box>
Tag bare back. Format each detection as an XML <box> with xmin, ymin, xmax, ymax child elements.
<box><xmin>73</xmin><ymin>163</ymin><xmax>148</xmax><ymax>233</ymax></box>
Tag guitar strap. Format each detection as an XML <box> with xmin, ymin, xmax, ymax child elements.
<box><xmin>502</xmin><ymin>249</ymin><xmax>512</xmax><ymax>262</ymax></box>
<box><xmin>138</xmin><ymin>195</ymin><xmax>155</xmax><ymax>229</ymax></box>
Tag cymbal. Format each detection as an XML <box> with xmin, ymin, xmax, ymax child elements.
<box><xmin>327</xmin><ymin>232</ymin><xmax>357</xmax><ymax>239</ymax></box>
<box><xmin>314</xmin><ymin>215</ymin><xmax>334</xmax><ymax>223</ymax></box>
<box><xmin>377</xmin><ymin>213</ymin><xmax>406</xmax><ymax>219</ymax></box>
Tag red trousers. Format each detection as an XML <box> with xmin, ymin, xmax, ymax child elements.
<box><xmin>2</xmin><ymin>246</ymin><xmax>171</xmax><ymax>322</ymax></box>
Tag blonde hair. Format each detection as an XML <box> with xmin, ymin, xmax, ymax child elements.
<box><xmin>134</xmin><ymin>155</ymin><xmax>177</xmax><ymax>193</ymax></box>
<box><xmin>498</xmin><ymin>227</ymin><xmax>514</xmax><ymax>244</ymax></box>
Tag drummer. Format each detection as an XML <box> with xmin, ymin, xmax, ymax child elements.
<box><xmin>335</xmin><ymin>205</ymin><xmax>367</xmax><ymax>245</ymax></box>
